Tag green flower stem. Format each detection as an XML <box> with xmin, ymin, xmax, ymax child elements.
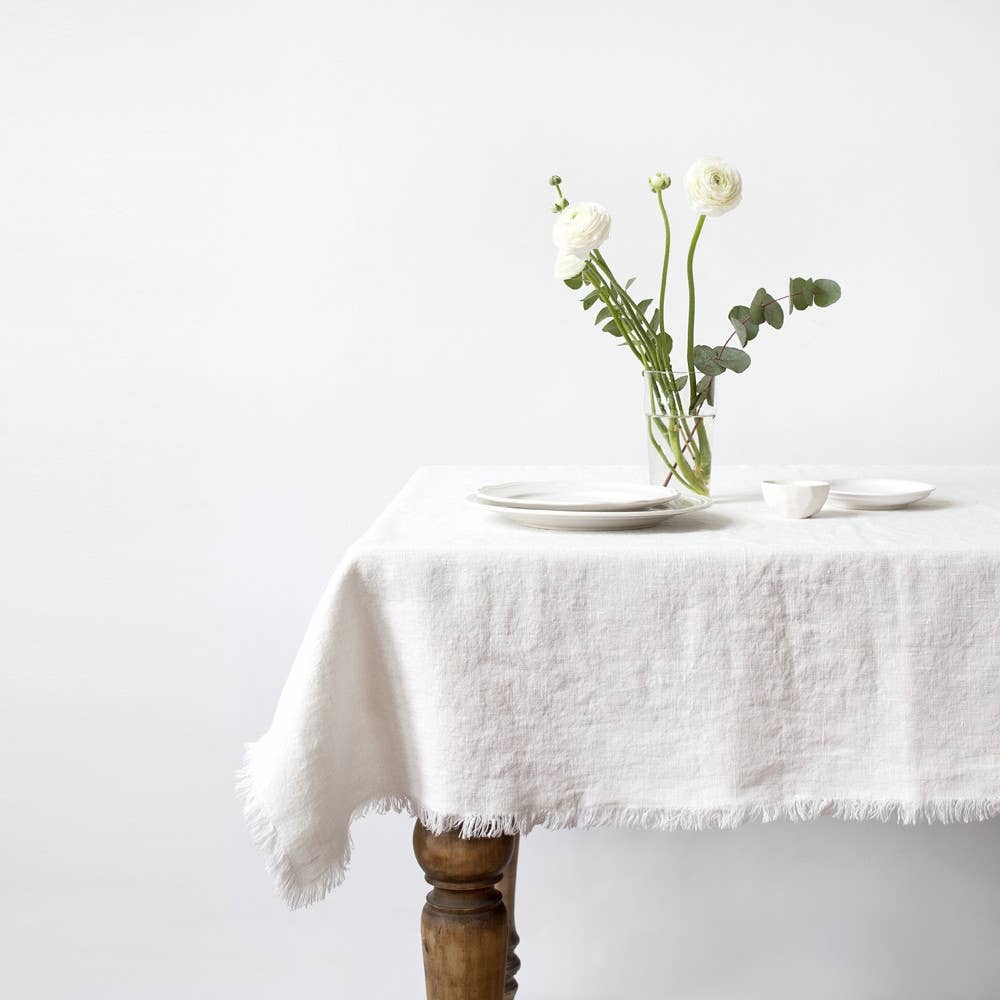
<box><xmin>656</xmin><ymin>190</ymin><xmax>671</xmax><ymax>335</ymax></box>
<box><xmin>659</xmin><ymin>417</ymin><xmax>701</xmax><ymax>491</ymax></box>
<box><xmin>695</xmin><ymin>419</ymin><xmax>711</xmax><ymax>469</ymax></box>
<box><xmin>590</xmin><ymin>252</ymin><xmax>658</xmax><ymax>356</ymax></box>
<box><xmin>583</xmin><ymin>265</ymin><xmax>648</xmax><ymax>367</ymax></box>
<box><xmin>685</xmin><ymin>214</ymin><xmax>706</xmax><ymax>411</ymax></box>
<box><xmin>646</xmin><ymin>415</ymin><xmax>680</xmax><ymax>484</ymax></box>
<box><xmin>645</xmin><ymin>366</ymin><xmax>700</xmax><ymax>466</ymax></box>
<box><xmin>590</xmin><ymin>250</ymin><xmax>687</xmax><ymax>417</ymax></box>
<box><xmin>649</xmin><ymin>372</ymin><xmax>678</xmax><ymax>417</ymax></box>
<box><xmin>656</xmin><ymin>415</ymin><xmax>710</xmax><ymax>492</ymax></box>
<box><xmin>585</xmin><ymin>251</ymin><xmax>708</xmax><ymax>490</ymax></box>
<box><xmin>647</xmin><ymin>409</ymin><xmax>699</xmax><ymax>493</ymax></box>
<box><xmin>646</xmin><ymin>373</ymin><xmax>703</xmax><ymax>492</ymax></box>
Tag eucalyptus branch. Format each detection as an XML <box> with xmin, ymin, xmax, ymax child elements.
<box><xmin>689</xmin><ymin>279</ymin><xmax>842</xmax><ymax>403</ymax></box>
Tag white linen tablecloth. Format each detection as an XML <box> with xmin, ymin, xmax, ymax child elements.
<box><xmin>240</xmin><ymin>465</ymin><xmax>1000</xmax><ymax>908</ymax></box>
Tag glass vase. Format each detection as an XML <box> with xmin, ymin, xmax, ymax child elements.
<box><xmin>643</xmin><ymin>369</ymin><xmax>716</xmax><ymax>497</ymax></box>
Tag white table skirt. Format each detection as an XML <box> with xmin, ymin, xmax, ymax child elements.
<box><xmin>240</xmin><ymin>465</ymin><xmax>1000</xmax><ymax>908</ymax></box>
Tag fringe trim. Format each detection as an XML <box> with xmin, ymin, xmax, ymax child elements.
<box><xmin>236</xmin><ymin>754</ymin><xmax>1000</xmax><ymax>910</ymax></box>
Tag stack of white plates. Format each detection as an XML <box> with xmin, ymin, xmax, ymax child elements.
<box><xmin>468</xmin><ymin>480</ymin><xmax>712</xmax><ymax>530</ymax></box>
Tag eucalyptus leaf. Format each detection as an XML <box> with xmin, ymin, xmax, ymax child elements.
<box><xmin>728</xmin><ymin>305</ymin><xmax>749</xmax><ymax>346</ymax></box>
<box><xmin>749</xmin><ymin>288</ymin><xmax>769</xmax><ymax>326</ymax></box>
<box><xmin>763</xmin><ymin>295</ymin><xmax>784</xmax><ymax>329</ymax></box>
<box><xmin>788</xmin><ymin>276</ymin><xmax>813</xmax><ymax>312</ymax></box>
<box><xmin>693</xmin><ymin>345</ymin><xmax>726</xmax><ymax>376</ymax></box>
<box><xmin>694</xmin><ymin>375</ymin><xmax>715</xmax><ymax>408</ymax></box>
<box><xmin>728</xmin><ymin>305</ymin><xmax>758</xmax><ymax>346</ymax></box>
<box><xmin>812</xmin><ymin>278</ymin><xmax>842</xmax><ymax>307</ymax></box>
<box><xmin>716</xmin><ymin>346</ymin><xmax>751</xmax><ymax>373</ymax></box>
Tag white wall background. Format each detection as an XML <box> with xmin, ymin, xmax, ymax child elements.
<box><xmin>4</xmin><ymin>0</ymin><xmax>1000</xmax><ymax>996</ymax></box>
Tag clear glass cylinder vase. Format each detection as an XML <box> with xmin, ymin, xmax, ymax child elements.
<box><xmin>643</xmin><ymin>369</ymin><xmax>716</xmax><ymax>496</ymax></box>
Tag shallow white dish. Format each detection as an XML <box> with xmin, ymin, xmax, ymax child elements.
<box><xmin>827</xmin><ymin>478</ymin><xmax>935</xmax><ymax>510</ymax></box>
<box><xmin>467</xmin><ymin>493</ymin><xmax>712</xmax><ymax>530</ymax></box>
<box><xmin>761</xmin><ymin>479</ymin><xmax>830</xmax><ymax>519</ymax></box>
<box><xmin>475</xmin><ymin>479</ymin><xmax>679</xmax><ymax>512</ymax></box>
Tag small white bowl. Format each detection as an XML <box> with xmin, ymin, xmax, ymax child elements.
<box><xmin>760</xmin><ymin>479</ymin><xmax>830</xmax><ymax>519</ymax></box>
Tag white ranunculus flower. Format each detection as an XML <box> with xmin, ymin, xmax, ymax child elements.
<box><xmin>552</xmin><ymin>201</ymin><xmax>612</xmax><ymax>256</ymax></box>
<box><xmin>684</xmin><ymin>157</ymin><xmax>742</xmax><ymax>217</ymax></box>
<box><xmin>554</xmin><ymin>250</ymin><xmax>587</xmax><ymax>280</ymax></box>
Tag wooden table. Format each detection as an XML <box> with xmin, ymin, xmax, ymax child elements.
<box><xmin>414</xmin><ymin>824</ymin><xmax>520</xmax><ymax>1000</ymax></box>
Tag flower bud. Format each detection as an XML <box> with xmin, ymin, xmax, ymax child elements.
<box><xmin>548</xmin><ymin>174</ymin><xmax>563</xmax><ymax>186</ymax></box>
<box><xmin>648</xmin><ymin>172</ymin><xmax>671</xmax><ymax>193</ymax></box>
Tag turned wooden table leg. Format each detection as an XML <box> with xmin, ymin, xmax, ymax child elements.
<box><xmin>413</xmin><ymin>823</ymin><xmax>514</xmax><ymax>1000</ymax></box>
<box><xmin>497</xmin><ymin>834</ymin><xmax>520</xmax><ymax>1000</ymax></box>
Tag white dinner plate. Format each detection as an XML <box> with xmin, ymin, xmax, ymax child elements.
<box><xmin>474</xmin><ymin>479</ymin><xmax>679</xmax><ymax>512</ymax></box>
<box><xmin>467</xmin><ymin>493</ymin><xmax>712</xmax><ymax>530</ymax></box>
<box><xmin>827</xmin><ymin>478</ymin><xmax>935</xmax><ymax>510</ymax></box>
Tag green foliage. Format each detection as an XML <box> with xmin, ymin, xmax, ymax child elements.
<box><xmin>763</xmin><ymin>295</ymin><xmax>784</xmax><ymax>329</ymax></box>
<box><xmin>655</xmin><ymin>325</ymin><xmax>673</xmax><ymax>356</ymax></box>
<box><xmin>728</xmin><ymin>305</ymin><xmax>758</xmax><ymax>346</ymax></box>
<box><xmin>693</xmin><ymin>345</ymin><xmax>726</xmax><ymax>376</ymax></box>
<box><xmin>712</xmin><ymin>276</ymin><xmax>841</xmax><ymax>391</ymax></box>
<box><xmin>581</xmin><ymin>289</ymin><xmax>601</xmax><ymax>310</ymax></box>
<box><xmin>564</xmin><ymin>274</ymin><xmax>584</xmax><ymax>290</ymax></box>
<box><xmin>694</xmin><ymin>375</ymin><xmax>715</xmax><ymax>408</ymax></box>
<box><xmin>717</xmin><ymin>346</ymin><xmax>750</xmax><ymax>372</ymax></box>
<box><xmin>788</xmin><ymin>276</ymin><xmax>813</xmax><ymax>311</ymax></box>
<box><xmin>695</xmin><ymin>344</ymin><xmax>751</xmax><ymax>375</ymax></box>
<box><xmin>812</xmin><ymin>278</ymin><xmax>842</xmax><ymax>307</ymax></box>
<box><xmin>786</xmin><ymin>276</ymin><xmax>842</xmax><ymax>311</ymax></box>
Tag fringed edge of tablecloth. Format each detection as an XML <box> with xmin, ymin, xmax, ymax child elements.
<box><xmin>236</xmin><ymin>763</ymin><xmax>1000</xmax><ymax>909</ymax></box>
